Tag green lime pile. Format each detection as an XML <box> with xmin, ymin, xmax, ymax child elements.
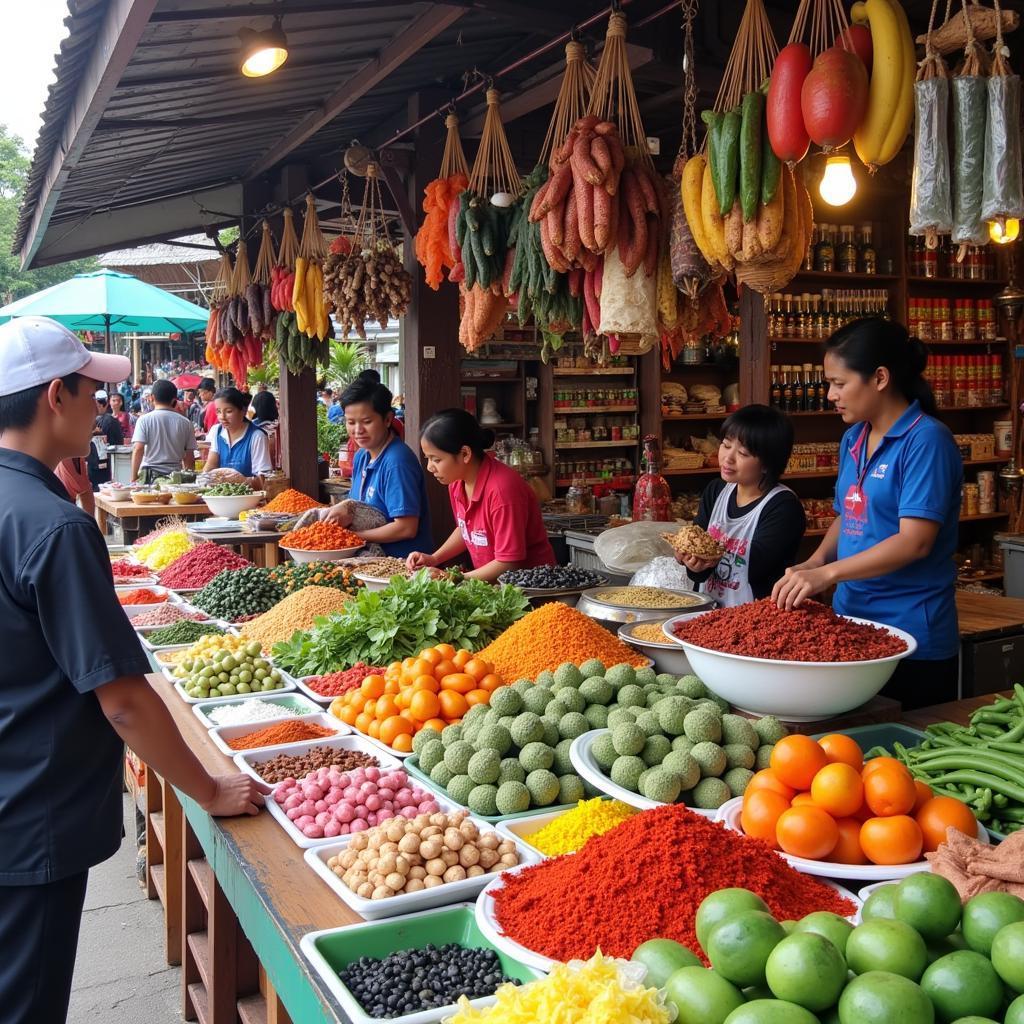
<box><xmin>409</xmin><ymin>661</ymin><xmax>708</xmax><ymax>816</ymax></box>
<box><xmin>590</xmin><ymin>681</ymin><xmax>787</xmax><ymax>810</ymax></box>
<box><xmin>643</xmin><ymin>875</ymin><xmax>1024</xmax><ymax>1024</ymax></box>
<box><xmin>173</xmin><ymin>639</ymin><xmax>286</xmax><ymax>699</ymax></box>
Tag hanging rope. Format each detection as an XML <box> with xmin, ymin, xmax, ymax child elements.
<box><xmin>275</xmin><ymin>208</ymin><xmax>299</xmax><ymax>269</ymax></box>
<box><xmin>469</xmin><ymin>89</ymin><xmax>522</xmax><ymax>198</ymax></box>
<box><xmin>680</xmin><ymin>0</ymin><xmax>699</xmax><ymax>159</ymax></box>
<box><xmin>439</xmin><ymin>113</ymin><xmax>470</xmax><ymax>179</ymax></box>
<box><xmin>252</xmin><ymin>221</ymin><xmax>275</xmax><ymax>286</ymax></box>
<box><xmin>540</xmin><ymin>40</ymin><xmax>596</xmax><ymax>165</ymax></box>
<box><xmin>716</xmin><ymin>0</ymin><xmax>779</xmax><ymax>112</ymax></box>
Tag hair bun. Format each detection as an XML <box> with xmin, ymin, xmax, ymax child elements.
<box><xmin>357</xmin><ymin>369</ymin><xmax>381</xmax><ymax>385</ymax></box>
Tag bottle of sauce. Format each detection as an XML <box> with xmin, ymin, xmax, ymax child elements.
<box><xmin>632</xmin><ymin>436</ymin><xmax>672</xmax><ymax>522</ymax></box>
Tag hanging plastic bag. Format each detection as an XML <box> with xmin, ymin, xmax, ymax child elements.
<box><xmin>981</xmin><ymin>73</ymin><xmax>1024</xmax><ymax>223</ymax></box>
<box><xmin>629</xmin><ymin>556</ymin><xmax>697</xmax><ymax>590</ymax></box>
<box><xmin>593</xmin><ymin>519</ymin><xmax>685</xmax><ymax>574</ymax></box>
<box><xmin>910</xmin><ymin>78</ymin><xmax>953</xmax><ymax>237</ymax></box>
<box><xmin>951</xmin><ymin>75</ymin><xmax>989</xmax><ymax>244</ymax></box>
<box><xmin>598</xmin><ymin>248</ymin><xmax>657</xmax><ymax>340</ymax></box>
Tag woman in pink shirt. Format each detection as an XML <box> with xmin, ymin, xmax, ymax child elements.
<box><xmin>407</xmin><ymin>409</ymin><xmax>555</xmax><ymax>583</ymax></box>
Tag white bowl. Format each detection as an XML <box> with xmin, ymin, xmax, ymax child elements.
<box><xmin>569</xmin><ymin>730</ymin><xmax>720</xmax><ymax>815</ymax></box>
<box><xmin>715</xmin><ymin>796</ymin><xmax>989</xmax><ymax>881</ymax></box>
<box><xmin>281</xmin><ymin>544</ymin><xmax>364</xmax><ymax>563</ymax></box>
<box><xmin>617</xmin><ymin>620</ymin><xmax>697</xmax><ymax>675</ymax></box>
<box><xmin>203</xmin><ymin>492</ymin><xmax>264</xmax><ymax>517</ymax></box>
<box><xmin>104</xmin><ymin>486</ymin><xmax>132</xmax><ymax>501</ymax></box>
<box><xmin>192</xmin><ymin>691</ymin><xmax>322</xmax><ymax>728</ymax></box>
<box><xmin>353</xmin><ymin>572</ymin><xmax>393</xmax><ymax>592</ymax></box>
<box><xmin>662</xmin><ymin>614</ymin><xmax>917</xmax><ymax>721</ymax></box>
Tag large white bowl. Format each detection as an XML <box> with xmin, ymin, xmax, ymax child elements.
<box><xmin>203</xmin><ymin>492</ymin><xmax>264</xmax><ymax>517</ymax></box>
<box><xmin>281</xmin><ymin>544</ymin><xmax>364</xmax><ymax>563</ymax></box>
<box><xmin>715</xmin><ymin>797</ymin><xmax>989</xmax><ymax>881</ymax></box>
<box><xmin>662</xmin><ymin>614</ymin><xmax>917</xmax><ymax>721</ymax></box>
<box><xmin>617</xmin><ymin>619</ymin><xmax>699</xmax><ymax>675</ymax></box>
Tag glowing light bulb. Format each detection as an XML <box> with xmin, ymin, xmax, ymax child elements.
<box><xmin>990</xmin><ymin>218</ymin><xmax>1020</xmax><ymax>245</ymax></box>
<box><xmin>819</xmin><ymin>155</ymin><xmax>857</xmax><ymax>207</ymax></box>
<box><xmin>239</xmin><ymin>20</ymin><xmax>288</xmax><ymax>78</ymax></box>
<box><xmin>242</xmin><ymin>45</ymin><xmax>288</xmax><ymax>77</ymax></box>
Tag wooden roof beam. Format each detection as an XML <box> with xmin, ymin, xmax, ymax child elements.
<box><xmin>245</xmin><ymin>4</ymin><xmax>466</xmax><ymax>181</ymax></box>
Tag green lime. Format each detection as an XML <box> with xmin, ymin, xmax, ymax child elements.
<box><xmin>723</xmin><ymin>999</ymin><xmax>821</xmax><ymax>1024</ymax></box>
<box><xmin>1006</xmin><ymin>993</ymin><xmax>1024</xmax><ymax>1024</ymax></box>
<box><xmin>706</xmin><ymin>911</ymin><xmax>786</xmax><ymax>988</ymax></box>
<box><xmin>926</xmin><ymin>933</ymin><xmax>968</xmax><ymax>965</ymax></box>
<box><xmin>664</xmin><ymin>966</ymin><xmax>746</xmax><ymax>1024</ymax></box>
<box><xmin>838</xmin><ymin>971</ymin><xmax>935</xmax><ymax>1024</ymax></box>
<box><xmin>780</xmin><ymin>920</ymin><xmax>797</xmax><ymax>934</ymax></box>
<box><xmin>991</xmin><ymin>921</ymin><xmax>1024</xmax><ymax>992</ymax></box>
<box><xmin>765</xmin><ymin>932</ymin><xmax>847</xmax><ymax>1012</ymax></box>
<box><xmin>631</xmin><ymin>938</ymin><xmax>702</xmax><ymax>988</ymax></box>
<box><xmin>742</xmin><ymin>986</ymin><xmax>774</xmax><ymax>1001</ymax></box>
<box><xmin>921</xmin><ymin>950</ymin><xmax>1003</xmax><ymax>1022</ymax></box>
<box><xmin>846</xmin><ymin>920</ymin><xmax>928</xmax><ymax>981</ymax></box>
<box><xmin>946</xmin><ymin>1017</ymin><xmax>999</xmax><ymax>1023</ymax></box>
<box><xmin>862</xmin><ymin>884</ymin><xmax>899</xmax><ymax>922</ymax></box>
<box><xmin>962</xmin><ymin>892</ymin><xmax>1024</xmax><ymax>957</ymax></box>
<box><xmin>696</xmin><ymin>889</ymin><xmax>771</xmax><ymax>953</ymax></box>
<box><xmin>795</xmin><ymin>911</ymin><xmax>855</xmax><ymax>956</ymax></box>
<box><xmin>895</xmin><ymin>874</ymin><xmax>962</xmax><ymax>942</ymax></box>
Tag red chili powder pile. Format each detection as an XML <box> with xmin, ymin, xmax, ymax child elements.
<box><xmin>492</xmin><ymin>804</ymin><xmax>856</xmax><ymax>962</ymax></box>
<box><xmin>673</xmin><ymin>598</ymin><xmax>907</xmax><ymax>662</ymax></box>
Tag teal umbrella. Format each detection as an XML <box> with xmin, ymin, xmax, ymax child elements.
<box><xmin>0</xmin><ymin>268</ymin><xmax>209</xmax><ymax>352</ymax></box>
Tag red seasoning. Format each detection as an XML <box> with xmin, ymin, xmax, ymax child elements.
<box><xmin>304</xmin><ymin>663</ymin><xmax>386</xmax><ymax>698</ymax></box>
<box><xmin>118</xmin><ymin>588</ymin><xmax>168</xmax><ymax>606</ymax></box>
<box><xmin>673</xmin><ymin>598</ymin><xmax>906</xmax><ymax>662</ymax></box>
<box><xmin>159</xmin><ymin>542</ymin><xmax>250</xmax><ymax>589</ymax></box>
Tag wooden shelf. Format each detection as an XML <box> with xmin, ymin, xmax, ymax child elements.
<box><xmin>556</xmin><ymin>476</ymin><xmax>636</xmax><ymax>487</ymax></box>
<box><xmin>961</xmin><ymin>512</ymin><xmax>1010</xmax><ymax>521</ymax></box>
<box><xmin>959</xmin><ymin>571</ymin><xmax>1004</xmax><ymax>583</ymax></box>
<box><xmin>150</xmin><ymin>862</ymin><xmax>166</xmax><ymax>904</ymax></box>
<box><xmin>557</xmin><ymin>405</ymin><xmax>638</xmax><ymax>414</ymax></box>
<box><xmin>664</xmin><ymin>466</ymin><xmax>720</xmax><ymax>476</ymax></box>
<box><xmin>186</xmin><ymin>983</ymin><xmax>210</xmax><ymax>1024</ymax></box>
<box><xmin>793</xmin><ymin>270</ymin><xmax>901</xmax><ymax>284</ymax></box>
<box><xmin>787</xmin><ymin>410</ymin><xmax>839</xmax><ymax>417</ymax></box>
<box><xmin>921</xmin><ymin>339</ymin><xmax>1006</xmax><ymax>346</ymax></box>
<box><xmin>785</xmin><ymin>470</ymin><xmax>838</xmax><ymax>479</ymax></box>
<box><xmin>963</xmin><ymin>457</ymin><xmax>1010</xmax><ymax>466</ymax></box>
<box><xmin>491</xmin><ymin>422</ymin><xmax>523</xmax><ymax>430</ymax></box>
<box><xmin>555</xmin><ymin>440</ymin><xmax>640</xmax><ymax>449</ymax></box>
<box><xmin>188</xmin><ymin>858</ymin><xmax>213</xmax><ymax>912</ymax></box>
<box><xmin>769</xmin><ymin>337</ymin><xmax>830</xmax><ymax>344</ymax></box>
<box><xmin>187</xmin><ymin>931</ymin><xmax>212</xmax><ymax>991</ymax></box>
<box><xmin>150</xmin><ymin>810</ymin><xmax>165</xmax><ymax>850</ymax></box>
<box><xmin>907</xmin><ymin>275</ymin><xmax>1005</xmax><ymax>287</ymax></box>
<box><xmin>663</xmin><ymin>412</ymin><xmax>728</xmax><ymax>420</ymax></box>
<box><xmin>460</xmin><ymin>375</ymin><xmax>519</xmax><ymax>382</ymax></box>
<box><xmin>938</xmin><ymin>404</ymin><xmax>1009</xmax><ymax>410</ymax></box>
<box><xmin>553</xmin><ymin>367</ymin><xmax>634</xmax><ymax>376</ymax></box>
<box><xmin>237</xmin><ymin>994</ymin><xmax>269</xmax><ymax>1024</ymax></box>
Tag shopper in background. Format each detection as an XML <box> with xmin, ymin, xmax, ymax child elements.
<box><xmin>321</xmin><ymin>370</ymin><xmax>429</xmax><ymax>556</ymax></box>
<box><xmin>192</xmin><ymin>377</ymin><xmax>218</xmax><ymax>433</ymax></box>
<box><xmin>319</xmin><ymin>387</ymin><xmax>333</xmax><ymax>408</ymax></box>
<box><xmin>93</xmin><ymin>391</ymin><xmax>124</xmax><ymax>448</ymax></box>
<box><xmin>251</xmin><ymin>391</ymin><xmax>278</xmax><ymax>428</ymax></box>
<box><xmin>327</xmin><ymin>393</ymin><xmax>344</xmax><ymax>424</ymax></box>
<box><xmin>773</xmin><ymin>317</ymin><xmax>963</xmax><ymax>708</ymax></box>
<box><xmin>674</xmin><ymin>404</ymin><xmax>806</xmax><ymax>604</ymax></box>
<box><xmin>408</xmin><ymin>408</ymin><xmax>555</xmax><ymax>583</ymax></box>
<box><xmin>55</xmin><ymin>455</ymin><xmax>96</xmax><ymax>517</ymax></box>
<box><xmin>140</xmin><ymin>386</ymin><xmax>154</xmax><ymax>414</ymax></box>
<box><xmin>108</xmin><ymin>391</ymin><xmax>134</xmax><ymax>442</ymax></box>
<box><xmin>0</xmin><ymin>317</ymin><xmax>267</xmax><ymax>1024</ymax></box>
<box><xmin>201</xmin><ymin>386</ymin><xmax>272</xmax><ymax>485</ymax></box>
<box><xmin>130</xmin><ymin>379</ymin><xmax>195</xmax><ymax>484</ymax></box>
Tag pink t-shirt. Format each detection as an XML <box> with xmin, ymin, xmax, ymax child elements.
<box><xmin>448</xmin><ymin>456</ymin><xmax>555</xmax><ymax>570</ymax></box>
<box><xmin>203</xmin><ymin>402</ymin><xmax>219</xmax><ymax>432</ymax></box>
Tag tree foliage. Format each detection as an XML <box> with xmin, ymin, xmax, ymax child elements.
<box><xmin>0</xmin><ymin>125</ymin><xmax>97</xmax><ymax>304</ymax></box>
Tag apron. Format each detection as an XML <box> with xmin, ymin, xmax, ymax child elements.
<box><xmin>701</xmin><ymin>483</ymin><xmax>792</xmax><ymax>607</ymax></box>
<box><xmin>215</xmin><ymin>421</ymin><xmax>262</xmax><ymax>478</ymax></box>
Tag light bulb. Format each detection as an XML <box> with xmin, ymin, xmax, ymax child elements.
<box><xmin>239</xmin><ymin>19</ymin><xmax>288</xmax><ymax>78</ymax></box>
<box><xmin>819</xmin><ymin>155</ymin><xmax>857</xmax><ymax>207</ymax></box>
<box><xmin>242</xmin><ymin>45</ymin><xmax>288</xmax><ymax>77</ymax></box>
<box><xmin>990</xmin><ymin>218</ymin><xmax>1020</xmax><ymax>245</ymax></box>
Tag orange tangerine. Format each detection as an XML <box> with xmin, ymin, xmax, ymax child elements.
<box><xmin>423</xmin><ymin>717</ymin><xmax>448</xmax><ymax>733</ymax></box>
<box><xmin>409</xmin><ymin>689</ymin><xmax>441</xmax><ymax>722</ymax></box>
<box><xmin>434</xmin><ymin>660</ymin><xmax>457</xmax><ymax>679</ymax></box>
<box><xmin>419</xmin><ymin>647</ymin><xmax>443</xmax><ymax>666</ymax></box>
<box><xmin>360</xmin><ymin>675</ymin><xmax>385</xmax><ymax>699</ymax></box>
<box><xmin>375</xmin><ymin>695</ymin><xmax>399</xmax><ymax>721</ymax></box>
<box><xmin>440</xmin><ymin>673</ymin><xmax>476</xmax><ymax>694</ymax></box>
<box><xmin>452</xmin><ymin>649</ymin><xmax>472</xmax><ymax>669</ymax></box>
<box><xmin>745</xmin><ymin>769</ymin><xmax>797</xmax><ymax>803</ymax></box>
<box><xmin>380</xmin><ymin>715</ymin><xmax>414</xmax><ymax>746</ymax></box>
<box><xmin>438</xmin><ymin>689</ymin><xmax>469</xmax><ymax>720</ymax></box>
<box><xmin>434</xmin><ymin>644</ymin><xmax>456</xmax><ymax>660</ymax></box>
<box><xmin>355</xmin><ymin>712</ymin><xmax>373</xmax><ymax>734</ymax></box>
<box><xmin>818</xmin><ymin>733</ymin><xmax>864</xmax><ymax>771</ymax></box>
<box><xmin>479</xmin><ymin>674</ymin><xmax>502</xmax><ymax>692</ymax></box>
<box><xmin>463</xmin><ymin>658</ymin><xmax>490</xmax><ymax>681</ymax></box>
<box><xmin>368</xmin><ymin>719</ymin><xmax>381</xmax><ymax>739</ymax></box>
<box><xmin>412</xmin><ymin>674</ymin><xmax>440</xmax><ymax>693</ymax></box>
<box><xmin>392</xmin><ymin>732</ymin><xmax>414</xmax><ymax>753</ymax></box>
<box><xmin>465</xmin><ymin>688</ymin><xmax>490</xmax><ymax>707</ymax></box>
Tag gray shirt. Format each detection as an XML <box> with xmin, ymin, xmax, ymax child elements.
<box><xmin>133</xmin><ymin>408</ymin><xmax>195</xmax><ymax>472</ymax></box>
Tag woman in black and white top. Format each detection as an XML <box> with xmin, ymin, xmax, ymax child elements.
<box><xmin>680</xmin><ymin>404</ymin><xmax>806</xmax><ymax>605</ymax></box>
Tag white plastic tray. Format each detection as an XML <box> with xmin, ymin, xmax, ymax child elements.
<box><xmin>495</xmin><ymin>799</ymin><xmax>630</xmax><ymax>858</ymax></box>
<box><xmin>129</xmin><ymin>607</ymin><xmax>219</xmax><ymax>630</ymax></box>
<box><xmin>111</xmin><ymin>572</ymin><xmax>160</xmax><ymax>587</ymax></box>
<box><xmin>117</xmin><ymin>585</ymin><xmax>184</xmax><ymax>616</ymax></box>
<box><xmin>208</xmin><ymin>711</ymin><xmax>346</xmax><ymax>757</ymax></box>
<box><xmin>172</xmin><ymin>674</ymin><xmax>296</xmax><ymax>706</ymax></box>
<box><xmin>474</xmin><ymin>865</ymin><xmax>863</xmax><ymax>975</ymax></box>
<box><xmin>234</xmin><ymin>733</ymin><xmax>403</xmax><ymax>785</ymax></box>
<box><xmin>191</xmin><ymin>692</ymin><xmax>322</xmax><ymax>728</ymax></box>
<box><xmin>569</xmin><ymin>730</ymin><xmax>719</xmax><ymax>816</ymax></box>
<box><xmin>715</xmin><ymin>796</ymin><xmax>989</xmax><ymax>880</ymax></box>
<box><xmin>136</xmin><ymin>623</ymin><xmax>229</xmax><ymax>652</ymax></box>
<box><xmin>291</xmin><ymin>674</ymin><xmax>343</xmax><ymax>706</ymax></box>
<box><xmin>299</xmin><ymin>903</ymin><xmax>543</xmax><ymax>1024</ymax></box>
<box><xmin>303</xmin><ymin>823</ymin><xmax>541</xmax><ymax>920</ymax></box>
<box><xmin>266</xmin><ymin>774</ymin><xmax>456</xmax><ymax>850</ymax></box>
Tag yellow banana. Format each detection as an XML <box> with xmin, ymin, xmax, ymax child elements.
<box><xmin>876</xmin><ymin>0</ymin><xmax>916</xmax><ymax>165</ymax></box>
<box><xmin>852</xmin><ymin>0</ymin><xmax>907</xmax><ymax>171</ymax></box>
<box><xmin>701</xmin><ymin>161</ymin><xmax>734</xmax><ymax>271</ymax></box>
<box><xmin>681</xmin><ymin>155</ymin><xmax>719</xmax><ymax>269</ymax></box>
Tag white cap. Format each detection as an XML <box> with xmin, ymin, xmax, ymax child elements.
<box><xmin>95</xmin><ymin>389</ymin><xmax>109</xmax><ymax>401</ymax></box>
<box><xmin>0</xmin><ymin>316</ymin><xmax>131</xmax><ymax>397</ymax></box>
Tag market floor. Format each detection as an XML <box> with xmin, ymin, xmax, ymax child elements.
<box><xmin>67</xmin><ymin>795</ymin><xmax>181</xmax><ymax>1024</ymax></box>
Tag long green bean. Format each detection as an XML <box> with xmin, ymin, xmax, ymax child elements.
<box><xmin>924</xmin><ymin>770</ymin><xmax>1024</xmax><ymax>805</ymax></box>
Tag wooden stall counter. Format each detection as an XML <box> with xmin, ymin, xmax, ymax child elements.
<box><xmin>185</xmin><ymin>524</ymin><xmax>284</xmax><ymax>568</ymax></box>
<box><xmin>957</xmin><ymin>592</ymin><xmax>1024</xmax><ymax>697</ymax></box>
<box><xmin>96</xmin><ymin>494</ymin><xmax>210</xmax><ymax>542</ymax></box>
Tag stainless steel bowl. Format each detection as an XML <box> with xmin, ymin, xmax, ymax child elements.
<box><xmin>576</xmin><ymin>586</ymin><xmax>715</xmax><ymax>625</ymax></box>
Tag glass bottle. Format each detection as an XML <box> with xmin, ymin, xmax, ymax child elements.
<box><xmin>814</xmin><ymin>224</ymin><xmax>835</xmax><ymax>273</ymax></box>
<box><xmin>793</xmin><ymin>294</ymin><xmax>806</xmax><ymax>339</ymax></box>
<box><xmin>805</xmin><ymin>227</ymin><xmax>817</xmax><ymax>271</ymax></box>
<box><xmin>781</xmin><ymin>365</ymin><xmax>795</xmax><ymax>412</ymax></box>
<box><xmin>816</xmin><ymin>365</ymin><xmax>829</xmax><ymax>410</ymax></box>
<box><xmin>859</xmin><ymin>224</ymin><xmax>877</xmax><ymax>275</ymax></box>
<box><xmin>783</xmin><ymin>294</ymin><xmax>796</xmax><ymax>338</ymax></box>
<box><xmin>632</xmin><ymin>436</ymin><xmax>672</xmax><ymax>522</ymax></box>
<box><xmin>802</xmin><ymin>364</ymin><xmax>815</xmax><ymax>411</ymax></box>
<box><xmin>838</xmin><ymin>225</ymin><xmax>858</xmax><ymax>273</ymax></box>
<box><xmin>792</xmin><ymin>364</ymin><xmax>805</xmax><ymax>412</ymax></box>
<box><xmin>770</xmin><ymin>365</ymin><xmax>782</xmax><ymax>408</ymax></box>
<box><xmin>923</xmin><ymin>238</ymin><xmax>939</xmax><ymax>279</ymax></box>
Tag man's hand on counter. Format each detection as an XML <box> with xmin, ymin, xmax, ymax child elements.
<box><xmin>200</xmin><ymin>774</ymin><xmax>272</xmax><ymax>817</ymax></box>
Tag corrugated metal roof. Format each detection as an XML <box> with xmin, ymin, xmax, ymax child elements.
<box><xmin>98</xmin><ymin>233</ymin><xmax>219</xmax><ymax>265</ymax></box>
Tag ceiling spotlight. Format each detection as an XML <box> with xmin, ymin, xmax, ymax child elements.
<box><xmin>240</xmin><ymin>17</ymin><xmax>288</xmax><ymax>78</ymax></box>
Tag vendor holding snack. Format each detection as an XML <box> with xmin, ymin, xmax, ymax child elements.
<box><xmin>668</xmin><ymin>404</ymin><xmax>806</xmax><ymax>605</ymax></box>
<box><xmin>772</xmin><ymin>318</ymin><xmax>962</xmax><ymax>708</ymax></box>
<box><xmin>320</xmin><ymin>370</ymin><xmax>432</xmax><ymax>557</ymax></box>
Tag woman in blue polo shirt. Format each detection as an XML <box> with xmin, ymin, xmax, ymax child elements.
<box><xmin>773</xmin><ymin>318</ymin><xmax>963</xmax><ymax>708</ymax></box>
<box><xmin>202</xmin><ymin>387</ymin><xmax>272</xmax><ymax>485</ymax></box>
<box><xmin>322</xmin><ymin>370</ymin><xmax>432</xmax><ymax>557</ymax></box>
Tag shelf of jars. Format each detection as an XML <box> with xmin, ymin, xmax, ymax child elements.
<box><xmin>552</xmin><ymin>367</ymin><xmax>634</xmax><ymax>376</ymax></box>
<box><xmin>555</xmin><ymin>440</ymin><xmax>640</xmax><ymax>450</ymax></box>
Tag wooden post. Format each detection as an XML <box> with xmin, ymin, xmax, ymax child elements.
<box><xmin>398</xmin><ymin>91</ymin><xmax>461</xmax><ymax>545</ymax></box>
<box><xmin>738</xmin><ymin>286</ymin><xmax>768</xmax><ymax>405</ymax></box>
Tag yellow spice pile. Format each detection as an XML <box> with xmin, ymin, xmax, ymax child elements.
<box><xmin>241</xmin><ymin>586</ymin><xmax>351</xmax><ymax>649</ymax></box>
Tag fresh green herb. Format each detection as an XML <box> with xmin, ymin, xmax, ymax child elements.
<box><xmin>271</xmin><ymin>570</ymin><xmax>529</xmax><ymax>675</ymax></box>
<box><xmin>146</xmin><ymin>621</ymin><xmax>225</xmax><ymax>646</ymax></box>
<box><xmin>206</xmin><ymin>483</ymin><xmax>254</xmax><ymax>497</ymax></box>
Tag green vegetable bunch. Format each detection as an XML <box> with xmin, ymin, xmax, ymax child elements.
<box><xmin>271</xmin><ymin>570</ymin><xmax>529</xmax><ymax>676</ymax></box>
<box><xmin>206</xmin><ymin>483</ymin><xmax>254</xmax><ymax>497</ymax></box>
<box><xmin>192</xmin><ymin>567</ymin><xmax>284</xmax><ymax>621</ymax></box>
<box><xmin>147</xmin><ymin>621</ymin><xmax>224</xmax><ymax>647</ymax></box>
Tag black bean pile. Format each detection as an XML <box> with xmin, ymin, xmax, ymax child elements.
<box><xmin>250</xmin><ymin>746</ymin><xmax>378</xmax><ymax>784</ymax></box>
<box><xmin>340</xmin><ymin>944</ymin><xmax>517</xmax><ymax>1019</ymax></box>
<box><xmin>497</xmin><ymin>565</ymin><xmax>604</xmax><ymax>590</ymax></box>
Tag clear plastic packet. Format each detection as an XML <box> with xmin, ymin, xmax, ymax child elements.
<box><xmin>910</xmin><ymin>78</ymin><xmax>953</xmax><ymax>236</ymax></box>
<box><xmin>981</xmin><ymin>74</ymin><xmax>1024</xmax><ymax>222</ymax></box>
<box><xmin>951</xmin><ymin>75</ymin><xmax>990</xmax><ymax>244</ymax></box>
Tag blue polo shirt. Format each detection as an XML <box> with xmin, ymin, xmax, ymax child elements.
<box><xmin>832</xmin><ymin>401</ymin><xmax>963</xmax><ymax>660</ymax></box>
<box><xmin>0</xmin><ymin>449</ymin><xmax>152</xmax><ymax>884</ymax></box>
<box><xmin>351</xmin><ymin>435</ymin><xmax>432</xmax><ymax>558</ymax></box>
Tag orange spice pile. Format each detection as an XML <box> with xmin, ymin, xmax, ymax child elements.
<box><xmin>281</xmin><ymin>521</ymin><xmax>363</xmax><ymax>551</ymax></box>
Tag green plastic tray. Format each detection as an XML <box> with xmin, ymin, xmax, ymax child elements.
<box><xmin>300</xmin><ymin>903</ymin><xmax>541</xmax><ymax>1024</ymax></box>
<box><xmin>404</xmin><ymin>755</ymin><xmax>576</xmax><ymax>825</ymax></box>
<box><xmin>817</xmin><ymin>723</ymin><xmax>1008</xmax><ymax>843</ymax></box>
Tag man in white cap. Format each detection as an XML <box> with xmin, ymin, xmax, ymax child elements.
<box><xmin>0</xmin><ymin>317</ymin><xmax>269</xmax><ymax>1024</ymax></box>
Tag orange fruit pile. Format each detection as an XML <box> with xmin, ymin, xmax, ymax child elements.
<box><xmin>739</xmin><ymin>733</ymin><xmax>978</xmax><ymax>866</ymax></box>
<box><xmin>328</xmin><ymin>644</ymin><xmax>503</xmax><ymax>753</ymax></box>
